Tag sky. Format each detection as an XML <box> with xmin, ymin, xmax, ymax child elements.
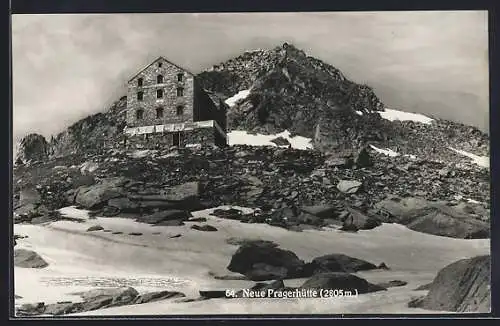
<box><xmin>12</xmin><ymin>11</ymin><xmax>489</xmax><ymax>145</ymax></box>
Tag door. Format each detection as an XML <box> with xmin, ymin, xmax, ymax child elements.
<box><xmin>172</xmin><ymin>132</ymin><xmax>181</xmax><ymax>146</ymax></box>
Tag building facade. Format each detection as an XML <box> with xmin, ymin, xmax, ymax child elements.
<box><xmin>124</xmin><ymin>57</ymin><xmax>228</xmax><ymax>148</ymax></box>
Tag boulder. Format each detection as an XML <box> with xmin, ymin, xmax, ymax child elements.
<box><xmin>376</xmin><ymin>280</ymin><xmax>408</xmax><ymax>288</ymax></box>
<box><xmin>134</xmin><ymin>291</ymin><xmax>185</xmax><ymax>304</ymax></box>
<box><xmin>227</xmin><ymin>241</ymin><xmax>306</xmax><ymax>281</ymax></box>
<box><xmin>300</xmin><ymin>272</ymin><xmax>386</xmax><ymax>294</ymax></box>
<box><xmin>44</xmin><ymin>302</ymin><xmax>82</xmax><ymax>316</ymax></box>
<box><xmin>14</xmin><ymin>249</ymin><xmax>48</xmax><ymax>268</ymax></box>
<box><xmin>308</xmin><ymin>254</ymin><xmax>379</xmax><ymax>273</ymax></box>
<box><xmin>137</xmin><ymin>210</ymin><xmax>191</xmax><ymax>224</ymax></box>
<box><xmin>160</xmin><ymin>181</ymin><xmax>200</xmax><ymax>202</ymax></box>
<box><xmin>409</xmin><ymin>255</ymin><xmax>490</xmax><ymax>312</ymax></box>
<box><xmin>344</xmin><ymin>208</ymin><xmax>382</xmax><ymax>230</ymax></box>
<box><xmin>211</xmin><ymin>208</ymin><xmax>244</xmax><ymax>220</ymax></box>
<box><xmin>75</xmin><ymin>178</ymin><xmax>128</xmax><ymax>209</ymax></box>
<box><xmin>155</xmin><ymin>219</ymin><xmax>185</xmax><ymax>226</ymax></box>
<box><xmin>337</xmin><ymin>180</ymin><xmax>362</xmax><ymax>194</ymax></box>
<box><xmin>77</xmin><ymin>287</ymin><xmax>139</xmax><ymax>310</ymax></box>
<box><xmin>188</xmin><ymin>217</ymin><xmax>207</xmax><ymax>222</ymax></box>
<box><xmin>191</xmin><ymin>224</ymin><xmax>218</xmax><ymax>232</ymax></box>
<box><xmin>375</xmin><ymin>197</ymin><xmax>490</xmax><ymax>239</ymax></box>
<box><xmin>16</xmin><ymin>302</ymin><xmax>46</xmax><ymax>316</ymax></box>
<box><xmin>86</xmin><ymin>225</ymin><xmax>104</xmax><ymax>232</ymax></box>
<box><xmin>101</xmin><ymin>206</ymin><xmax>120</xmax><ymax>217</ymax></box>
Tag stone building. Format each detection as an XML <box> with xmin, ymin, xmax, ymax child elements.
<box><xmin>124</xmin><ymin>57</ymin><xmax>228</xmax><ymax>148</ymax></box>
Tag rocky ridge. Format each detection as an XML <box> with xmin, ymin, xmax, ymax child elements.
<box><xmin>13</xmin><ymin>143</ymin><xmax>490</xmax><ymax>239</ymax></box>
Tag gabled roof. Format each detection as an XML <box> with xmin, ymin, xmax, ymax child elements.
<box><xmin>127</xmin><ymin>56</ymin><xmax>196</xmax><ymax>83</ymax></box>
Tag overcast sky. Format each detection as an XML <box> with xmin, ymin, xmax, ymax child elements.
<box><xmin>12</xmin><ymin>11</ymin><xmax>489</xmax><ymax>144</ymax></box>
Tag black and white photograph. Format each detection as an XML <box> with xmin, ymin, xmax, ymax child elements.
<box><xmin>11</xmin><ymin>11</ymin><xmax>491</xmax><ymax>316</ymax></box>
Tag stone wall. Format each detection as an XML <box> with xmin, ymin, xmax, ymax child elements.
<box><xmin>126</xmin><ymin>58</ymin><xmax>195</xmax><ymax>127</ymax></box>
<box><xmin>125</xmin><ymin>126</ymin><xmax>224</xmax><ymax>149</ymax></box>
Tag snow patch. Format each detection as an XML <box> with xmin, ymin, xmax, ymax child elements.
<box><xmin>448</xmin><ymin>147</ymin><xmax>489</xmax><ymax>168</ymax></box>
<box><xmin>227</xmin><ymin>130</ymin><xmax>313</xmax><ymax>150</ymax></box>
<box><xmin>369</xmin><ymin>144</ymin><xmax>400</xmax><ymax>157</ymax></box>
<box><xmin>224</xmin><ymin>89</ymin><xmax>251</xmax><ymax>107</ymax></box>
<box><xmin>379</xmin><ymin>108</ymin><xmax>434</xmax><ymax>125</ymax></box>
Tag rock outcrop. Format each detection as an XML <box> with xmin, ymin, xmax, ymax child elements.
<box><xmin>15</xmin><ymin>133</ymin><xmax>50</xmax><ymax>165</ymax></box>
<box><xmin>227</xmin><ymin>241</ymin><xmax>307</xmax><ymax>281</ymax></box>
<box><xmin>375</xmin><ymin>196</ymin><xmax>490</xmax><ymax>239</ymax></box>
<box><xmin>14</xmin><ymin>249</ymin><xmax>49</xmax><ymax>268</ymax></box>
<box><xmin>409</xmin><ymin>255</ymin><xmax>490</xmax><ymax>312</ymax></box>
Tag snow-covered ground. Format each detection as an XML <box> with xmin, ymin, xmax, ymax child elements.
<box><xmin>227</xmin><ymin>130</ymin><xmax>313</xmax><ymax>150</ymax></box>
<box><xmin>224</xmin><ymin>90</ymin><xmax>251</xmax><ymax>107</ymax></box>
<box><xmin>14</xmin><ymin>207</ymin><xmax>489</xmax><ymax>315</ymax></box>
<box><xmin>449</xmin><ymin>147</ymin><xmax>489</xmax><ymax>169</ymax></box>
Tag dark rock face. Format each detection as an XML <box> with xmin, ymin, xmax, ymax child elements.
<box><xmin>355</xmin><ymin>147</ymin><xmax>373</xmax><ymax>168</ymax></box>
<box><xmin>308</xmin><ymin>254</ymin><xmax>379</xmax><ymax>274</ymax></box>
<box><xmin>14</xmin><ymin>249</ymin><xmax>49</xmax><ymax>268</ymax></box>
<box><xmin>15</xmin><ymin>133</ymin><xmax>50</xmax><ymax>165</ymax></box>
<box><xmin>227</xmin><ymin>241</ymin><xmax>306</xmax><ymax>281</ymax></box>
<box><xmin>300</xmin><ymin>272</ymin><xmax>386</xmax><ymax>294</ymax></box>
<box><xmin>409</xmin><ymin>255</ymin><xmax>490</xmax><ymax>312</ymax></box>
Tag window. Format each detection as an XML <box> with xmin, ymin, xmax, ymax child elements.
<box><xmin>136</xmin><ymin>109</ymin><xmax>144</xmax><ymax>120</ymax></box>
<box><xmin>177</xmin><ymin>87</ymin><xmax>184</xmax><ymax>97</ymax></box>
<box><xmin>137</xmin><ymin>91</ymin><xmax>144</xmax><ymax>101</ymax></box>
<box><xmin>158</xmin><ymin>62</ymin><xmax>162</xmax><ymax>68</ymax></box>
<box><xmin>157</xmin><ymin>89</ymin><xmax>163</xmax><ymax>99</ymax></box>
<box><xmin>177</xmin><ymin>73</ymin><xmax>183</xmax><ymax>82</ymax></box>
<box><xmin>137</xmin><ymin>78</ymin><xmax>143</xmax><ymax>87</ymax></box>
<box><xmin>176</xmin><ymin>105</ymin><xmax>184</xmax><ymax>116</ymax></box>
<box><xmin>156</xmin><ymin>107</ymin><xmax>164</xmax><ymax>119</ymax></box>
<box><xmin>157</xmin><ymin>75</ymin><xmax>163</xmax><ymax>84</ymax></box>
